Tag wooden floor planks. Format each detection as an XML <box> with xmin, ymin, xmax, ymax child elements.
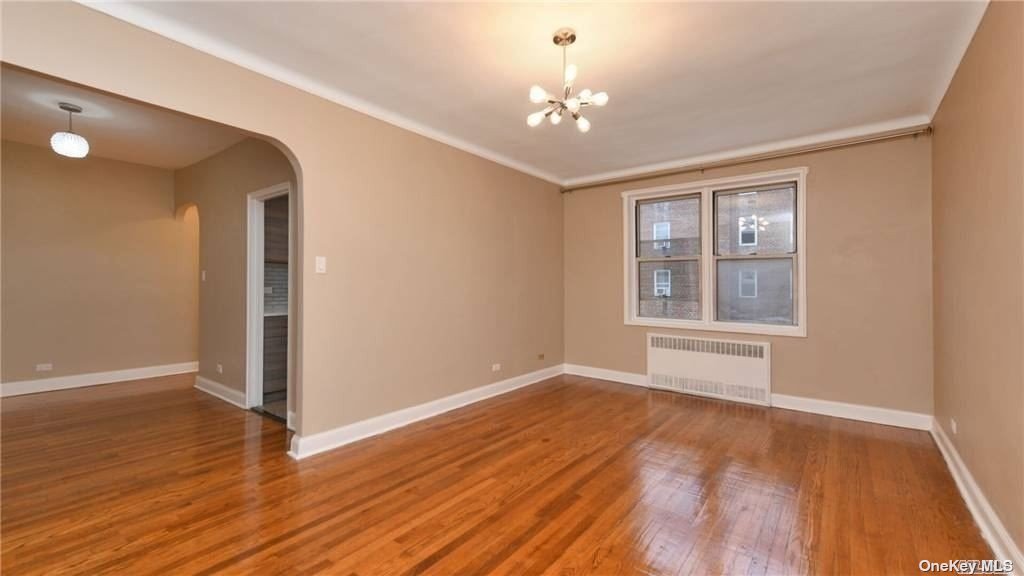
<box><xmin>0</xmin><ymin>372</ymin><xmax>991</xmax><ymax>575</ymax></box>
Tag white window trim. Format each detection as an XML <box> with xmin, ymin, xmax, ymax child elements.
<box><xmin>622</xmin><ymin>167</ymin><xmax>807</xmax><ymax>338</ymax></box>
<box><xmin>739</xmin><ymin>269</ymin><xmax>758</xmax><ymax>299</ymax></box>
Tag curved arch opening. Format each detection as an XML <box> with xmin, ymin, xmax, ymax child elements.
<box><xmin>2</xmin><ymin>63</ymin><xmax>306</xmax><ymax>448</ymax></box>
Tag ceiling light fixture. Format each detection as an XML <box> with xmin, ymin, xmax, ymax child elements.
<box><xmin>50</xmin><ymin>102</ymin><xmax>89</xmax><ymax>159</ymax></box>
<box><xmin>527</xmin><ymin>28</ymin><xmax>608</xmax><ymax>133</ymax></box>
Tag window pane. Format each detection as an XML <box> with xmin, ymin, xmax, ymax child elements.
<box><xmin>716</xmin><ymin>184</ymin><xmax>795</xmax><ymax>255</ymax></box>
<box><xmin>716</xmin><ymin>259</ymin><xmax>793</xmax><ymax>325</ymax></box>
<box><xmin>638</xmin><ymin>196</ymin><xmax>700</xmax><ymax>258</ymax></box>
<box><xmin>639</xmin><ymin>261</ymin><xmax>700</xmax><ymax>320</ymax></box>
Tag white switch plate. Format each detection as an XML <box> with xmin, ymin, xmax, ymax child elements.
<box><xmin>491</xmin><ymin>363</ymin><xmax>501</xmax><ymax>372</ymax></box>
<box><xmin>217</xmin><ymin>363</ymin><xmax>224</xmax><ymax>374</ymax></box>
<box><xmin>35</xmin><ymin>363</ymin><xmax>53</xmax><ymax>372</ymax></box>
<box><xmin>950</xmin><ymin>418</ymin><xmax>958</xmax><ymax>435</ymax></box>
<box><xmin>201</xmin><ymin>270</ymin><xmax>207</xmax><ymax>282</ymax></box>
<box><xmin>315</xmin><ymin>256</ymin><xmax>327</xmax><ymax>274</ymax></box>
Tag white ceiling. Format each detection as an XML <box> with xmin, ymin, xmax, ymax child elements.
<box><xmin>84</xmin><ymin>1</ymin><xmax>986</xmax><ymax>185</ymax></box>
<box><xmin>1</xmin><ymin>66</ymin><xmax>246</xmax><ymax>169</ymax></box>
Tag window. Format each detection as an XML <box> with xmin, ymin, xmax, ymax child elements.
<box><xmin>635</xmin><ymin>195</ymin><xmax>701</xmax><ymax>320</ymax></box>
<box><xmin>653</xmin><ymin>222</ymin><xmax>671</xmax><ymax>250</ymax></box>
<box><xmin>654</xmin><ymin>269</ymin><xmax>672</xmax><ymax>296</ymax></box>
<box><xmin>623</xmin><ymin>168</ymin><xmax>806</xmax><ymax>337</ymax></box>
<box><xmin>738</xmin><ymin>269</ymin><xmax>758</xmax><ymax>298</ymax></box>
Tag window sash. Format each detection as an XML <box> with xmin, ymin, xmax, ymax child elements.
<box><xmin>634</xmin><ymin>193</ymin><xmax>702</xmax><ymax>320</ymax></box>
<box><xmin>622</xmin><ymin>167</ymin><xmax>806</xmax><ymax>338</ymax></box>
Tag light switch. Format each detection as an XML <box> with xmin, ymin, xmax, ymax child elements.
<box><xmin>201</xmin><ymin>270</ymin><xmax>207</xmax><ymax>282</ymax></box>
<box><xmin>315</xmin><ymin>256</ymin><xmax>327</xmax><ymax>274</ymax></box>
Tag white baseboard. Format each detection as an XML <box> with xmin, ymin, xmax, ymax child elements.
<box><xmin>562</xmin><ymin>364</ymin><xmax>648</xmax><ymax>387</ymax></box>
<box><xmin>562</xmin><ymin>363</ymin><xmax>931</xmax><ymax>431</ymax></box>
<box><xmin>1</xmin><ymin>361</ymin><xmax>198</xmax><ymax>397</ymax></box>
<box><xmin>932</xmin><ymin>419</ymin><xmax>1024</xmax><ymax>569</ymax></box>
<box><xmin>771</xmin><ymin>393</ymin><xmax>933</xmax><ymax>430</ymax></box>
<box><xmin>288</xmin><ymin>364</ymin><xmax>564</xmax><ymax>460</ymax></box>
<box><xmin>194</xmin><ymin>375</ymin><xmax>247</xmax><ymax>409</ymax></box>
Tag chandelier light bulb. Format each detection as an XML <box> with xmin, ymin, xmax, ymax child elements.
<box><xmin>578</xmin><ymin>88</ymin><xmax>592</xmax><ymax>100</ymax></box>
<box><xmin>566</xmin><ymin>98</ymin><xmax>581</xmax><ymax>113</ymax></box>
<box><xmin>564</xmin><ymin>64</ymin><xmax>578</xmax><ymax>85</ymax></box>
<box><xmin>527</xmin><ymin>111</ymin><xmax>546</xmax><ymax>127</ymax></box>
<box><xmin>576</xmin><ymin>115</ymin><xmax>591</xmax><ymax>133</ymax></box>
<box><xmin>550</xmin><ymin>111</ymin><xmax>562</xmax><ymax>125</ymax></box>
<box><xmin>529</xmin><ymin>85</ymin><xmax>548</xmax><ymax>104</ymax></box>
<box><xmin>591</xmin><ymin>91</ymin><xmax>609</xmax><ymax>106</ymax></box>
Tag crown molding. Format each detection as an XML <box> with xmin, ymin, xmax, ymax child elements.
<box><xmin>560</xmin><ymin>115</ymin><xmax>932</xmax><ymax>188</ymax></box>
<box><xmin>76</xmin><ymin>1</ymin><xmax>565</xmax><ymax>186</ymax></box>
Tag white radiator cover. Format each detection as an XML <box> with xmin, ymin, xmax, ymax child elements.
<box><xmin>646</xmin><ymin>333</ymin><xmax>771</xmax><ymax>406</ymax></box>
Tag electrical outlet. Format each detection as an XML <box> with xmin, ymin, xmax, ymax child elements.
<box><xmin>315</xmin><ymin>256</ymin><xmax>327</xmax><ymax>274</ymax></box>
<box><xmin>491</xmin><ymin>363</ymin><xmax>501</xmax><ymax>372</ymax></box>
<box><xmin>217</xmin><ymin>363</ymin><xmax>224</xmax><ymax>374</ymax></box>
<box><xmin>35</xmin><ymin>363</ymin><xmax>53</xmax><ymax>372</ymax></box>
<box><xmin>950</xmin><ymin>418</ymin><xmax>958</xmax><ymax>435</ymax></box>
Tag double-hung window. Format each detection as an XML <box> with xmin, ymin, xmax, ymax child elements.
<box><xmin>623</xmin><ymin>167</ymin><xmax>806</xmax><ymax>337</ymax></box>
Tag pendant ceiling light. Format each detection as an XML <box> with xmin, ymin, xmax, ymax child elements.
<box><xmin>50</xmin><ymin>102</ymin><xmax>90</xmax><ymax>159</ymax></box>
<box><xmin>527</xmin><ymin>28</ymin><xmax>608</xmax><ymax>133</ymax></box>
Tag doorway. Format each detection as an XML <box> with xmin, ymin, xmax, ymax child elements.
<box><xmin>246</xmin><ymin>182</ymin><xmax>292</xmax><ymax>425</ymax></box>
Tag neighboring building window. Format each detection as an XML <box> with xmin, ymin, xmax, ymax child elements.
<box><xmin>624</xmin><ymin>168</ymin><xmax>806</xmax><ymax>337</ymax></box>
<box><xmin>653</xmin><ymin>222</ymin><xmax>671</xmax><ymax>250</ymax></box>
<box><xmin>738</xmin><ymin>269</ymin><xmax>758</xmax><ymax>298</ymax></box>
<box><xmin>738</xmin><ymin>218</ymin><xmax>758</xmax><ymax>246</ymax></box>
<box><xmin>654</xmin><ymin>269</ymin><xmax>672</xmax><ymax>297</ymax></box>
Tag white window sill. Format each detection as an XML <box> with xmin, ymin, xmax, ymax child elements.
<box><xmin>625</xmin><ymin>317</ymin><xmax>806</xmax><ymax>338</ymax></box>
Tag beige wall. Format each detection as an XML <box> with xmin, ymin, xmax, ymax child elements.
<box><xmin>1</xmin><ymin>140</ymin><xmax>198</xmax><ymax>382</ymax></box>
<box><xmin>565</xmin><ymin>136</ymin><xmax>934</xmax><ymax>413</ymax></box>
<box><xmin>932</xmin><ymin>1</ymin><xmax>1024</xmax><ymax>551</ymax></box>
<box><xmin>174</xmin><ymin>138</ymin><xmax>297</xmax><ymax>404</ymax></box>
<box><xmin>0</xmin><ymin>2</ymin><xmax>564</xmax><ymax>435</ymax></box>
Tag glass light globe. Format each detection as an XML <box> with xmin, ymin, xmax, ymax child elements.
<box><xmin>50</xmin><ymin>131</ymin><xmax>90</xmax><ymax>158</ymax></box>
<box><xmin>566</xmin><ymin>98</ymin><xmax>581</xmax><ymax>113</ymax></box>
<box><xmin>591</xmin><ymin>92</ymin><xmax>609</xmax><ymax>106</ymax></box>
<box><xmin>550</xmin><ymin>111</ymin><xmax>562</xmax><ymax>125</ymax></box>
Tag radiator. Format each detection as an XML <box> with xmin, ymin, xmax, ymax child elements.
<box><xmin>647</xmin><ymin>333</ymin><xmax>771</xmax><ymax>406</ymax></box>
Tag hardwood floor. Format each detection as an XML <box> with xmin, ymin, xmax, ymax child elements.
<box><xmin>1</xmin><ymin>373</ymin><xmax>989</xmax><ymax>575</ymax></box>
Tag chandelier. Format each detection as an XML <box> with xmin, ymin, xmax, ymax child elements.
<box><xmin>527</xmin><ymin>28</ymin><xmax>608</xmax><ymax>133</ymax></box>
